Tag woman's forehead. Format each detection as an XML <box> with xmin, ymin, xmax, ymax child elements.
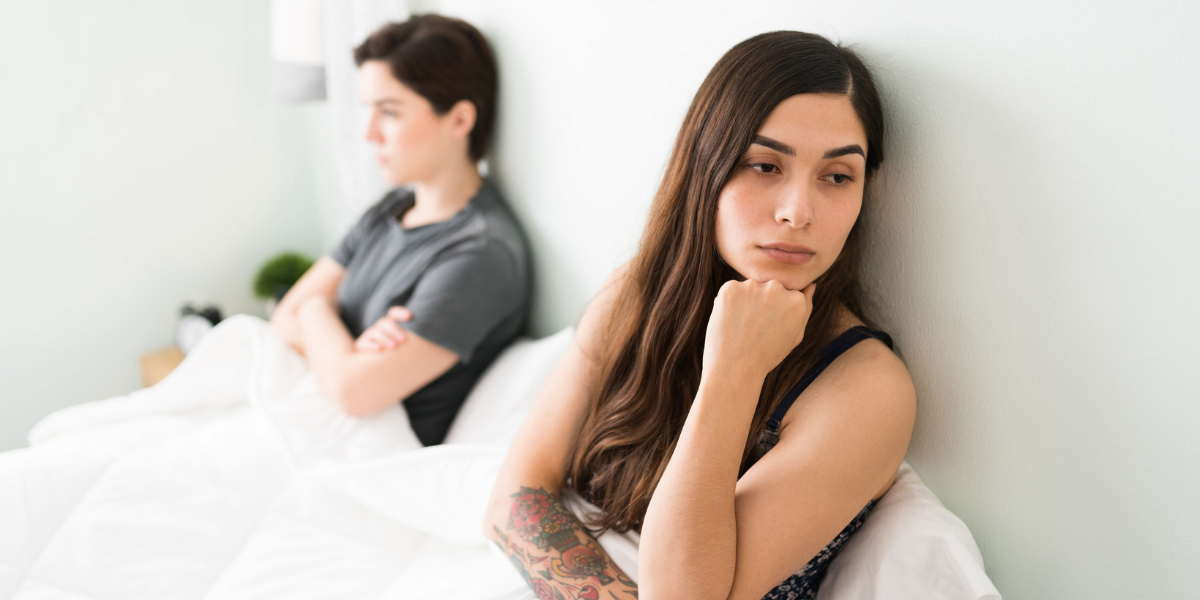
<box><xmin>756</xmin><ymin>94</ymin><xmax>867</xmax><ymax>157</ymax></box>
<box><xmin>359</xmin><ymin>61</ymin><xmax>417</xmax><ymax>102</ymax></box>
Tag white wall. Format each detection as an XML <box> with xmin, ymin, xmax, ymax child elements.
<box><xmin>0</xmin><ymin>1</ymin><xmax>326</xmax><ymax>450</ymax></box>
<box><xmin>414</xmin><ymin>1</ymin><xmax>1200</xmax><ymax>597</ymax></box>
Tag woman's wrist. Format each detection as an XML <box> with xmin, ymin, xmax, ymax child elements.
<box><xmin>700</xmin><ymin>359</ymin><xmax>768</xmax><ymax>395</ymax></box>
<box><xmin>692</xmin><ymin>367</ymin><xmax>766</xmax><ymax>440</ymax></box>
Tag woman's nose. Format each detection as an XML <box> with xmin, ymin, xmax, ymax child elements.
<box><xmin>776</xmin><ymin>185</ymin><xmax>815</xmax><ymax>228</ymax></box>
<box><xmin>363</xmin><ymin>115</ymin><xmax>382</xmax><ymax>144</ymax></box>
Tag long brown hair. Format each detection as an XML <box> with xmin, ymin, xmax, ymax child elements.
<box><xmin>567</xmin><ymin>31</ymin><xmax>887</xmax><ymax>534</ymax></box>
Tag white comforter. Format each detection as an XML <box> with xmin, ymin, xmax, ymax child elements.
<box><xmin>0</xmin><ymin>316</ymin><xmax>571</xmax><ymax>600</ymax></box>
<box><xmin>0</xmin><ymin>316</ymin><xmax>1000</xmax><ymax>600</ymax></box>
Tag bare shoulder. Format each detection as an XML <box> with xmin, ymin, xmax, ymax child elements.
<box><xmin>808</xmin><ymin>306</ymin><xmax>916</xmax><ymax>426</ymax></box>
<box><xmin>780</xmin><ymin>330</ymin><xmax>916</xmax><ymax>494</ymax></box>
<box><xmin>797</xmin><ymin>335</ymin><xmax>915</xmax><ymax>430</ymax></box>
<box><xmin>844</xmin><ymin>337</ymin><xmax>914</xmax><ymax>406</ymax></box>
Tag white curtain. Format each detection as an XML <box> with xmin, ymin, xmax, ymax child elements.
<box><xmin>270</xmin><ymin>0</ymin><xmax>409</xmax><ymax>214</ymax></box>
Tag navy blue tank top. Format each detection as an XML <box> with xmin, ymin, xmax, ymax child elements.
<box><xmin>746</xmin><ymin>326</ymin><xmax>895</xmax><ymax>600</ymax></box>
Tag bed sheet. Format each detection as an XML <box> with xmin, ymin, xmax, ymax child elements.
<box><xmin>0</xmin><ymin>316</ymin><xmax>537</xmax><ymax>600</ymax></box>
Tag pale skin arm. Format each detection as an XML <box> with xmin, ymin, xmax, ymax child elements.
<box><xmin>483</xmin><ymin>269</ymin><xmax>639</xmax><ymax>599</ymax></box>
<box><xmin>269</xmin><ymin>257</ymin><xmax>345</xmax><ymax>355</ymax></box>
<box><xmin>637</xmin><ymin>280</ymin><xmax>916</xmax><ymax>600</ymax></box>
<box><xmin>485</xmin><ymin>272</ymin><xmax>914</xmax><ymax>600</ymax></box>
<box><xmin>295</xmin><ymin>294</ymin><xmax>458</xmax><ymax>416</ymax></box>
<box><xmin>270</xmin><ymin>256</ymin><xmax>459</xmax><ymax>416</ymax></box>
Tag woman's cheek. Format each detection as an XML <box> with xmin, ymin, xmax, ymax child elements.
<box><xmin>721</xmin><ymin>227</ymin><xmax>766</xmax><ymax>283</ymax></box>
<box><xmin>714</xmin><ymin>199</ymin><xmax>747</xmax><ymax>265</ymax></box>
<box><xmin>390</xmin><ymin>123</ymin><xmax>414</xmax><ymax>153</ymax></box>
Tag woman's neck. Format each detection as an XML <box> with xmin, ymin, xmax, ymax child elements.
<box><xmin>403</xmin><ymin>158</ymin><xmax>483</xmax><ymax>229</ymax></box>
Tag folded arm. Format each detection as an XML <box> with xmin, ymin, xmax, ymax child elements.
<box><xmin>270</xmin><ymin>257</ymin><xmax>345</xmax><ymax>355</ymax></box>
<box><xmin>638</xmin><ymin>333</ymin><xmax>916</xmax><ymax>600</ymax></box>
<box><xmin>296</xmin><ymin>294</ymin><xmax>458</xmax><ymax>416</ymax></box>
<box><xmin>493</xmin><ymin>274</ymin><xmax>915</xmax><ymax>600</ymax></box>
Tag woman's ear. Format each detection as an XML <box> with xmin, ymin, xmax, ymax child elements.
<box><xmin>447</xmin><ymin>99</ymin><xmax>477</xmax><ymax>141</ymax></box>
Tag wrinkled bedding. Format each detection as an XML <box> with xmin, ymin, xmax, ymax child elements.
<box><xmin>0</xmin><ymin>316</ymin><xmax>543</xmax><ymax>600</ymax></box>
<box><xmin>0</xmin><ymin>316</ymin><xmax>999</xmax><ymax>600</ymax></box>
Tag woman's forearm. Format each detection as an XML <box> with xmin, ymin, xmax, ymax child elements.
<box><xmin>270</xmin><ymin>300</ymin><xmax>308</xmax><ymax>354</ymax></box>
<box><xmin>638</xmin><ymin>371</ymin><xmax>763</xmax><ymax>600</ymax></box>
<box><xmin>272</xmin><ymin>290</ymin><xmax>334</xmax><ymax>355</ymax></box>
<box><xmin>269</xmin><ymin>257</ymin><xmax>346</xmax><ymax>356</ymax></box>
<box><xmin>296</xmin><ymin>297</ymin><xmax>358</xmax><ymax>402</ymax></box>
<box><xmin>486</xmin><ymin>485</ymin><xmax>638</xmax><ymax>600</ymax></box>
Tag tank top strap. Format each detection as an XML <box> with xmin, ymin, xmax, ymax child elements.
<box><xmin>764</xmin><ymin>326</ymin><xmax>894</xmax><ymax>433</ymax></box>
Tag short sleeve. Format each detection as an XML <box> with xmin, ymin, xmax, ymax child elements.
<box><xmin>328</xmin><ymin>210</ymin><xmax>372</xmax><ymax>266</ymax></box>
<box><xmin>329</xmin><ymin>189</ymin><xmax>408</xmax><ymax>266</ymax></box>
<box><xmin>398</xmin><ymin>242</ymin><xmax>525</xmax><ymax>363</ymax></box>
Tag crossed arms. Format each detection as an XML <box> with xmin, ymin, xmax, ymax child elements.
<box><xmin>269</xmin><ymin>257</ymin><xmax>459</xmax><ymax>416</ymax></box>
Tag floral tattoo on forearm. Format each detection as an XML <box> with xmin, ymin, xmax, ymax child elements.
<box><xmin>493</xmin><ymin>486</ymin><xmax>638</xmax><ymax>600</ymax></box>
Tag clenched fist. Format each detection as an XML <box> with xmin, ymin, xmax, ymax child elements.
<box><xmin>702</xmin><ymin>279</ymin><xmax>815</xmax><ymax>382</ymax></box>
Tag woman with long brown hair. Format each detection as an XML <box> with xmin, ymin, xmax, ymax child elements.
<box><xmin>484</xmin><ymin>31</ymin><xmax>915</xmax><ymax>600</ymax></box>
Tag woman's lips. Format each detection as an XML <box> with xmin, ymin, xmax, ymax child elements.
<box><xmin>759</xmin><ymin>245</ymin><xmax>815</xmax><ymax>265</ymax></box>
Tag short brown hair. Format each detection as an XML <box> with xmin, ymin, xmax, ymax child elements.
<box><xmin>354</xmin><ymin>14</ymin><xmax>498</xmax><ymax>162</ymax></box>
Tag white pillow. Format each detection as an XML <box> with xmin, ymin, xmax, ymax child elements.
<box><xmin>817</xmin><ymin>462</ymin><xmax>1001</xmax><ymax>600</ymax></box>
<box><xmin>444</xmin><ymin>327</ymin><xmax>575</xmax><ymax>447</ymax></box>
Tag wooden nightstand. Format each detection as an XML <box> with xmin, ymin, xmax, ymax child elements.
<box><xmin>139</xmin><ymin>346</ymin><xmax>185</xmax><ymax>388</ymax></box>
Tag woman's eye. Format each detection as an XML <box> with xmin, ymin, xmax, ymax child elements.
<box><xmin>749</xmin><ymin>163</ymin><xmax>779</xmax><ymax>174</ymax></box>
<box><xmin>826</xmin><ymin>173</ymin><xmax>853</xmax><ymax>185</ymax></box>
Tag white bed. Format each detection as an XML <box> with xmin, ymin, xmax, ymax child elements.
<box><xmin>0</xmin><ymin>316</ymin><xmax>1000</xmax><ymax>600</ymax></box>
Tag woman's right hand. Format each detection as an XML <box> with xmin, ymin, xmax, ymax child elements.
<box><xmin>354</xmin><ymin>306</ymin><xmax>413</xmax><ymax>351</ymax></box>
<box><xmin>701</xmin><ymin>279</ymin><xmax>816</xmax><ymax>383</ymax></box>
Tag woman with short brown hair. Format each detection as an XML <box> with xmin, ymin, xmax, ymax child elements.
<box><xmin>271</xmin><ymin>14</ymin><xmax>529</xmax><ymax>447</ymax></box>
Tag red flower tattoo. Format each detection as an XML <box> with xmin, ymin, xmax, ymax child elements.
<box><xmin>511</xmin><ymin>491</ymin><xmax>550</xmax><ymax>529</ymax></box>
<box><xmin>500</xmin><ymin>487</ymin><xmax>634</xmax><ymax>600</ymax></box>
<box><xmin>509</xmin><ymin>487</ymin><xmax>577</xmax><ymax>550</ymax></box>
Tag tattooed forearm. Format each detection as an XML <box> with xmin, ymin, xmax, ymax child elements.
<box><xmin>491</xmin><ymin>486</ymin><xmax>638</xmax><ymax>600</ymax></box>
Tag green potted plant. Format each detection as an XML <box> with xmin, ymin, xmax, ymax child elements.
<box><xmin>254</xmin><ymin>252</ymin><xmax>314</xmax><ymax>316</ymax></box>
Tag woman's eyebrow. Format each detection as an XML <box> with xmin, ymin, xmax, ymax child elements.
<box><xmin>750</xmin><ymin>134</ymin><xmax>795</xmax><ymax>156</ymax></box>
<box><xmin>751</xmin><ymin>136</ymin><xmax>865</xmax><ymax>160</ymax></box>
<box><xmin>823</xmin><ymin>144</ymin><xmax>865</xmax><ymax>159</ymax></box>
<box><xmin>372</xmin><ymin>98</ymin><xmax>402</xmax><ymax>107</ymax></box>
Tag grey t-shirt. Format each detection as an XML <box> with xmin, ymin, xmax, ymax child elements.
<box><xmin>328</xmin><ymin>179</ymin><xmax>530</xmax><ymax>446</ymax></box>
